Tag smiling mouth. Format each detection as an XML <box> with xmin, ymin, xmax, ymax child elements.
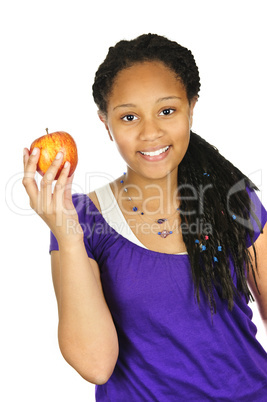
<box><xmin>139</xmin><ymin>146</ymin><xmax>170</xmax><ymax>157</ymax></box>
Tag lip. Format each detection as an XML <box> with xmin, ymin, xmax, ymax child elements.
<box><xmin>139</xmin><ymin>145</ymin><xmax>170</xmax><ymax>153</ymax></box>
<box><xmin>138</xmin><ymin>145</ymin><xmax>171</xmax><ymax>162</ymax></box>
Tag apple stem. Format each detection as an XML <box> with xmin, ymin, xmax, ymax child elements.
<box><xmin>46</xmin><ymin>128</ymin><xmax>49</xmax><ymax>135</ymax></box>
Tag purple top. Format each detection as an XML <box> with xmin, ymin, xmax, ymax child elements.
<box><xmin>50</xmin><ymin>187</ymin><xmax>267</xmax><ymax>401</ymax></box>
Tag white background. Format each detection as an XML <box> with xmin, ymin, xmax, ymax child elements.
<box><xmin>1</xmin><ymin>0</ymin><xmax>267</xmax><ymax>400</ymax></box>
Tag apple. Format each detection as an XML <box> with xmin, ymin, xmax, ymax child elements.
<box><xmin>30</xmin><ymin>128</ymin><xmax>78</xmax><ymax>180</ymax></box>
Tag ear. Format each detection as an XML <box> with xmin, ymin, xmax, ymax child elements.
<box><xmin>189</xmin><ymin>96</ymin><xmax>198</xmax><ymax>129</ymax></box>
<box><xmin>98</xmin><ymin>111</ymin><xmax>113</xmax><ymax>141</ymax></box>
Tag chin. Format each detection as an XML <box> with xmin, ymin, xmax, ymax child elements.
<box><xmin>140</xmin><ymin>166</ymin><xmax>177</xmax><ymax>181</ymax></box>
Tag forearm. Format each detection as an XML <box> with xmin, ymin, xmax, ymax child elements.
<box><xmin>57</xmin><ymin>239</ymin><xmax>118</xmax><ymax>384</ymax></box>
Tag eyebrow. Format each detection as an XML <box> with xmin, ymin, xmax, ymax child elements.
<box><xmin>113</xmin><ymin>96</ymin><xmax>182</xmax><ymax>111</ymax></box>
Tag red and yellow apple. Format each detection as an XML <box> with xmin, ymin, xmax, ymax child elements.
<box><xmin>30</xmin><ymin>129</ymin><xmax>78</xmax><ymax>180</ymax></box>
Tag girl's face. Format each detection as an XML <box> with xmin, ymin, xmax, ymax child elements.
<box><xmin>99</xmin><ymin>61</ymin><xmax>197</xmax><ymax>181</ymax></box>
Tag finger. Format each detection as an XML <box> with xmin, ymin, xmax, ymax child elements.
<box><xmin>65</xmin><ymin>171</ymin><xmax>74</xmax><ymax>196</ymax></box>
<box><xmin>23</xmin><ymin>148</ymin><xmax>29</xmax><ymax>168</ymax></box>
<box><xmin>40</xmin><ymin>152</ymin><xmax>64</xmax><ymax>212</ymax></box>
<box><xmin>24</xmin><ymin>147</ymin><xmax>39</xmax><ymax>176</ymax></box>
<box><xmin>64</xmin><ymin>172</ymin><xmax>75</xmax><ymax>211</ymax></box>
<box><xmin>54</xmin><ymin>161</ymin><xmax>72</xmax><ymax>211</ymax></box>
<box><xmin>52</xmin><ymin>160</ymin><xmax>71</xmax><ymax>198</ymax></box>
<box><xmin>42</xmin><ymin>151</ymin><xmax>65</xmax><ymax>183</ymax></box>
<box><xmin>22</xmin><ymin>147</ymin><xmax>40</xmax><ymax>203</ymax></box>
<box><xmin>56</xmin><ymin>160</ymin><xmax>72</xmax><ymax>186</ymax></box>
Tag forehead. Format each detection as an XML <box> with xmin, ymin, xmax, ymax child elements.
<box><xmin>109</xmin><ymin>61</ymin><xmax>187</xmax><ymax>104</ymax></box>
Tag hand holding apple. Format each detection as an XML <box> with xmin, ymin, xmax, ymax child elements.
<box><xmin>30</xmin><ymin>128</ymin><xmax>78</xmax><ymax>180</ymax></box>
<box><xmin>23</xmin><ymin>129</ymin><xmax>82</xmax><ymax>244</ymax></box>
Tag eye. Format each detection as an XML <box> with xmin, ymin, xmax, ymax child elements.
<box><xmin>159</xmin><ymin>108</ymin><xmax>175</xmax><ymax>116</ymax></box>
<box><xmin>121</xmin><ymin>114</ymin><xmax>137</xmax><ymax>122</ymax></box>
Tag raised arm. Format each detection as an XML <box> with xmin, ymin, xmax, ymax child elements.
<box><xmin>22</xmin><ymin>148</ymin><xmax>118</xmax><ymax>384</ymax></box>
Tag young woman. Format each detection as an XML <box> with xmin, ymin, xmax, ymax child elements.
<box><xmin>23</xmin><ymin>34</ymin><xmax>267</xmax><ymax>400</ymax></box>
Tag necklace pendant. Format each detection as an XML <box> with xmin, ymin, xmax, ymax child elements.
<box><xmin>157</xmin><ymin>218</ymin><xmax>167</xmax><ymax>224</ymax></box>
<box><xmin>158</xmin><ymin>230</ymin><xmax>173</xmax><ymax>238</ymax></box>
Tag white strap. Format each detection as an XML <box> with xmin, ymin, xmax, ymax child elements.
<box><xmin>94</xmin><ymin>183</ymin><xmax>188</xmax><ymax>254</ymax></box>
<box><xmin>95</xmin><ymin>184</ymin><xmax>147</xmax><ymax>249</ymax></box>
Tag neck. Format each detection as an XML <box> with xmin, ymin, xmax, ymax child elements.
<box><xmin>118</xmin><ymin>168</ymin><xmax>179</xmax><ymax>216</ymax></box>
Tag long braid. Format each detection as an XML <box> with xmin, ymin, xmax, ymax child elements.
<box><xmin>178</xmin><ymin>132</ymin><xmax>262</xmax><ymax>312</ymax></box>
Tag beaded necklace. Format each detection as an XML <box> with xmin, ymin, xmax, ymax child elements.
<box><xmin>119</xmin><ymin>171</ymin><xmax>227</xmax><ymax>262</ymax></box>
<box><xmin>120</xmin><ymin>173</ymin><xmax>180</xmax><ymax>238</ymax></box>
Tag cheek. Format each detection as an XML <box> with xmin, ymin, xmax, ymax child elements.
<box><xmin>114</xmin><ymin>135</ymin><xmax>133</xmax><ymax>151</ymax></box>
<box><xmin>111</xmin><ymin>126</ymin><xmax>136</xmax><ymax>151</ymax></box>
<box><xmin>173</xmin><ymin>121</ymin><xmax>190</xmax><ymax>142</ymax></box>
<box><xmin>181</xmin><ymin>130</ymin><xmax>190</xmax><ymax>152</ymax></box>
<box><xmin>113</xmin><ymin>135</ymin><xmax>136</xmax><ymax>161</ymax></box>
<box><xmin>173</xmin><ymin>122</ymin><xmax>190</xmax><ymax>158</ymax></box>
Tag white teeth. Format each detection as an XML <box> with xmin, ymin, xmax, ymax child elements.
<box><xmin>140</xmin><ymin>146</ymin><xmax>169</xmax><ymax>156</ymax></box>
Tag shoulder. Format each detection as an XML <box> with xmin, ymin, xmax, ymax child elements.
<box><xmin>247</xmin><ymin>186</ymin><xmax>267</xmax><ymax>234</ymax></box>
<box><xmin>247</xmin><ymin>221</ymin><xmax>267</xmax><ymax>321</ymax></box>
<box><xmin>87</xmin><ymin>191</ymin><xmax>101</xmax><ymax>212</ymax></box>
<box><xmin>87</xmin><ymin>179</ymin><xmax>121</xmax><ymax>214</ymax></box>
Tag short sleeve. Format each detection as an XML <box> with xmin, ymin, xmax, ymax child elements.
<box><xmin>49</xmin><ymin>193</ymin><xmax>97</xmax><ymax>260</ymax></box>
<box><xmin>49</xmin><ymin>230</ymin><xmax>59</xmax><ymax>253</ymax></box>
<box><xmin>246</xmin><ymin>187</ymin><xmax>267</xmax><ymax>247</ymax></box>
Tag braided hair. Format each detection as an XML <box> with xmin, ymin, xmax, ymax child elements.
<box><xmin>92</xmin><ymin>33</ymin><xmax>262</xmax><ymax>314</ymax></box>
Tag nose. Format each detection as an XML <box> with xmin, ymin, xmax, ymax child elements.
<box><xmin>139</xmin><ymin>118</ymin><xmax>164</xmax><ymax>142</ymax></box>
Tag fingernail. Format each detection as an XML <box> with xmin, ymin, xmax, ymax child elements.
<box><xmin>23</xmin><ymin>148</ymin><xmax>27</xmax><ymax>156</ymax></box>
<box><xmin>56</xmin><ymin>152</ymin><xmax>63</xmax><ymax>160</ymax></box>
<box><xmin>64</xmin><ymin>161</ymin><xmax>70</xmax><ymax>168</ymax></box>
<box><xmin>31</xmin><ymin>147</ymin><xmax>38</xmax><ymax>156</ymax></box>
